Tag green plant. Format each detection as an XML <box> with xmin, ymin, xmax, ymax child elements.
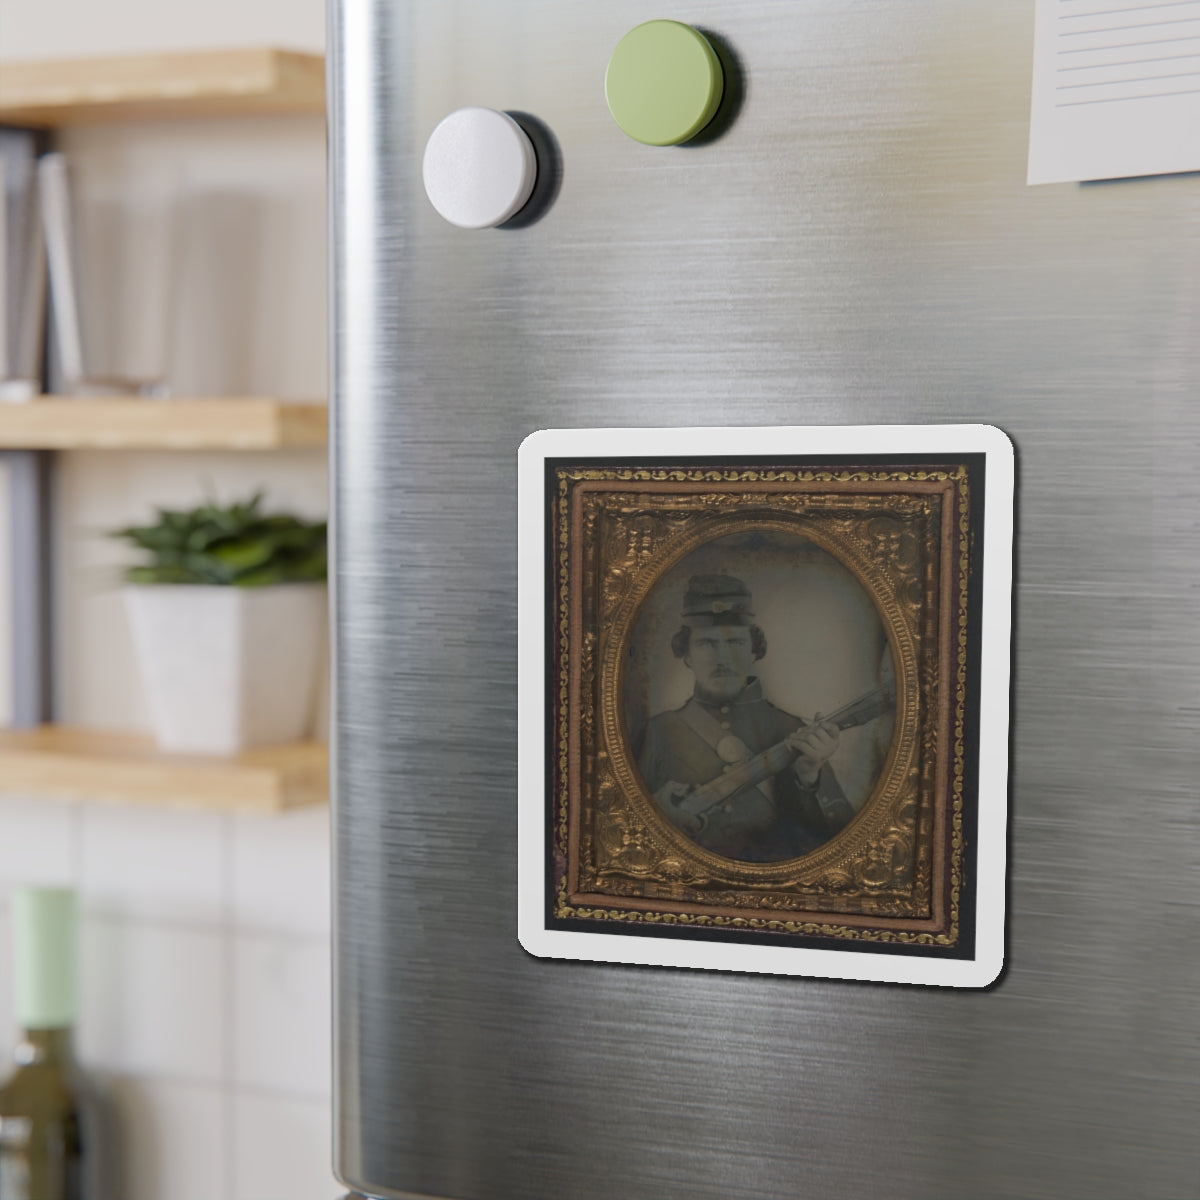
<box><xmin>111</xmin><ymin>493</ymin><xmax>327</xmax><ymax>587</ymax></box>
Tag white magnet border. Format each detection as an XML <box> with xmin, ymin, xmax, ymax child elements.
<box><xmin>516</xmin><ymin>424</ymin><xmax>1013</xmax><ymax>988</ymax></box>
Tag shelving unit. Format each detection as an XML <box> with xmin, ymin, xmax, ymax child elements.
<box><xmin>0</xmin><ymin>397</ymin><xmax>327</xmax><ymax>450</ymax></box>
<box><xmin>0</xmin><ymin>48</ymin><xmax>325</xmax><ymax>126</ymax></box>
<box><xmin>0</xmin><ymin>49</ymin><xmax>330</xmax><ymax>811</ymax></box>
<box><xmin>0</xmin><ymin>726</ymin><xmax>327</xmax><ymax>812</ymax></box>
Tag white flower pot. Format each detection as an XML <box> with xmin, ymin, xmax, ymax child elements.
<box><xmin>123</xmin><ymin>583</ymin><xmax>327</xmax><ymax>756</ymax></box>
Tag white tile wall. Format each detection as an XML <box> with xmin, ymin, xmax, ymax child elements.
<box><xmin>106</xmin><ymin>1076</ymin><xmax>227</xmax><ymax>1200</ymax></box>
<box><xmin>0</xmin><ymin>798</ymin><xmax>81</xmax><ymax>1063</ymax></box>
<box><xmin>232</xmin><ymin>1093</ymin><xmax>339</xmax><ymax>1200</ymax></box>
<box><xmin>233</xmin><ymin>935</ymin><xmax>331</xmax><ymax>1097</ymax></box>
<box><xmin>0</xmin><ymin>801</ymin><xmax>335</xmax><ymax>1197</ymax></box>
<box><xmin>0</xmin><ymin>909</ymin><xmax>12</xmax><ymax>1058</ymax></box>
<box><xmin>232</xmin><ymin>806</ymin><xmax>331</xmax><ymax>937</ymax></box>
<box><xmin>80</xmin><ymin>805</ymin><xmax>225</xmax><ymax>925</ymax></box>
<box><xmin>80</xmin><ymin>917</ymin><xmax>226</xmax><ymax>1080</ymax></box>
<box><xmin>0</xmin><ymin>466</ymin><xmax>9</xmax><ymax>730</ymax></box>
<box><xmin>0</xmin><ymin>796</ymin><xmax>79</xmax><ymax>885</ymax></box>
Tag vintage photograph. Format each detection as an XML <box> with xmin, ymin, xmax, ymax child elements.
<box><xmin>543</xmin><ymin>455</ymin><xmax>983</xmax><ymax>953</ymax></box>
<box><xmin>625</xmin><ymin>533</ymin><xmax>895</xmax><ymax>864</ymax></box>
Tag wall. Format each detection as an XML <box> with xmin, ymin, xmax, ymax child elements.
<box><xmin>1</xmin><ymin>2</ymin><xmax>337</xmax><ymax>1198</ymax></box>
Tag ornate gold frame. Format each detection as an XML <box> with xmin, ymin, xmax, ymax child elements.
<box><xmin>550</xmin><ymin>465</ymin><xmax>971</xmax><ymax>948</ymax></box>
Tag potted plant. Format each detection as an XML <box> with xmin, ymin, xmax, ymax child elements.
<box><xmin>112</xmin><ymin>494</ymin><xmax>327</xmax><ymax>755</ymax></box>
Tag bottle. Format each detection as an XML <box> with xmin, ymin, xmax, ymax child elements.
<box><xmin>0</xmin><ymin>888</ymin><xmax>88</xmax><ymax>1200</ymax></box>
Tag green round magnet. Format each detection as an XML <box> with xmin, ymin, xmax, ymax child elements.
<box><xmin>605</xmin><ymin>20</ymin><xmax>724</xmax><ymax>146</ymax></box>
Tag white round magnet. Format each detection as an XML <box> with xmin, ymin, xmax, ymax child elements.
<box><xmin>422</xmin><ymin>107</ymin><xmax>538</xmax><ymax>229</ymax></box>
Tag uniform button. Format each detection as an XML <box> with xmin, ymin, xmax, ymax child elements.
<box><xmin>720</xmin><ymin>706</ymin><xmax>729</xmax><ymax>714</ymax></box>
<box><xmin>720</xmin><ymin>721</ymin><xmax>731</xmax><ymax>730</ymax></box>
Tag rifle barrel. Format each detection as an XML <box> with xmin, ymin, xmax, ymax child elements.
<box><xmin>673</xmin><ymin>685</ymin><xmax>894</xmax><ymax>818</ymax></box>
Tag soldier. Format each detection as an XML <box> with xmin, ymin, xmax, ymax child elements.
<box><xmin>633</xmin><ymin>574</ymin><xmax>854</xmax><ymax>862</ymax></box>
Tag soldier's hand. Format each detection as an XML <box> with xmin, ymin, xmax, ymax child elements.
<box><xmin>787</xmin><ymin>717</ymin><xmax>840</xmax><ymax>784</ymax></box>
<box><xmin>654</xmin><ymin>781</ymin><xmax>702</xmax><ymax>834</ymax></box>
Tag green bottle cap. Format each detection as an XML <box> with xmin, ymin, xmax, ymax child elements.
<box><xmin>605</xmin><ymin>20</ymin><xmax>724</xmax><ymax>146</ymax></box>
<box><xmin>12</xmin><ymin>887</ymin><xmax>78</xmax><ymax>1029</ymax></box>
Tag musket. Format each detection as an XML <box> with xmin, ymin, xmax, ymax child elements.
<box><xmin>673</xmin><ymin>685</ymin><xmax>894</xmax><ymax>819</ymax></box>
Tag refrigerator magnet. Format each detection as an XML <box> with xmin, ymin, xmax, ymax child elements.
<box><xmin>517</xmin><ymin>425</ymin><xmax>1013</xmax><ymax>988</ymax></box>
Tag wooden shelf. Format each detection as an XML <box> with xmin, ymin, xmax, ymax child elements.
<box><xmin>0</xmin><ymin>48</ymin><xmax>325</xmax><ymax>127</ymax></box>
<box><xmin>0</xmin><ymin>726</ymin><xmax>327</xmax><ymax>813</ymax></box>
<box><xmin>0</xmin><ymin>397</ymin><xmax>327</xmax><ymax>450</ymax></box>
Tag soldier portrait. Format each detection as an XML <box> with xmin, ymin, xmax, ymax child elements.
<box><xmin>623</xmin><ymin>530</ymin><xmax>896</xmax><ymax>864</ymax></box>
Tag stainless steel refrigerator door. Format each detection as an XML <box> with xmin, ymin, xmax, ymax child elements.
<box><xmin>329</xmin><ymin>3</ymin><xmax>1200</xmax><ymax>1198</ymax></box>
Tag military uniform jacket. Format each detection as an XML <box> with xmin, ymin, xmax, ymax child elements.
<box><xmin>633</xmin><ymin>678</ymin><xmax>852</xmax><ymax>862</ymax></box>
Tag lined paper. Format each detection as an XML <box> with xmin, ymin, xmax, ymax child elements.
<box><xmin>1028</xmin><ymin>0</ymin><xmax>1200</xmax><ymax>183</ymax></box>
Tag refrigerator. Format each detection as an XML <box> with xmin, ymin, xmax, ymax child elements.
<box><xmin>328</xmin><ymin>3</ymin><xmax>1200</xmax><ymax>1198</ymax></box>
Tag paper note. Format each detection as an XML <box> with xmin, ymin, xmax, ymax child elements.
<box><xmin>1028</xmin><ymin>0</ymin><xmax>1200</xmax><ymax>183</ymax></box>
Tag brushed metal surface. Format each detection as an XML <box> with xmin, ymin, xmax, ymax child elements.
<box><xmin>331</xmin><ymin>2</ymin><xmax>1200</xmax><ymax>1197</ymax></box>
